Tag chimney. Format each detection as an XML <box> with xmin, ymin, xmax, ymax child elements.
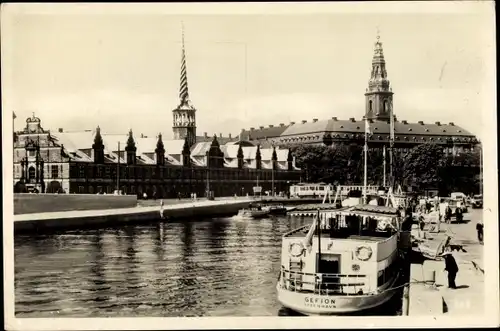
<box><xmin>290</xmin><ymin>121</ymin><xmax>295</xmax><ymax>125</ymax></box>
<box><xmin>435</xmin><ymin>121</ymin><xmax>441</xmax><ymax>126</ymax></box>
<box><xmin>58</xmin><ymin>128</ymin><xmax>63</xmax><ymax>133</ymax></box>
<box><xmin>250</xmin><ymin>127</ymin><xmax>255</xmax><ymax>131</ymax></box>
<box><xmin>301</xmin><ymin>120</ymin><xmax>307</xmax><ymax>124</ymax></box>
<box><xmin>269</xmin><ymin>124</ymin><xmax>274</xmax><ymax>128</ymax></box>
<box><xmin>229</xmin><ymin>133</ymin><xmax>232</xmax><ymax>139</ymax></box>
<box><xmin>313</xmin><ymin>118</ymin><xmax>318</xmax><ymax>123</ymax></box>
<box><xmin>331</xmin><ymin>117</ymin><xmax>337</xmax><ymax>121</ymax></box>
<box><xmin>204</xmin><ymin>132</ymin><xmax>208</xmax><ymax>138</ymax></box>
<box><xmin>418</xmin><ymin>121</ymin><xmax>424</xmax><ymax>125</ymax></box>
<box><xmin>402</xmin><ymin>120</ymin><xmax>408</xmax><ymax>124</ymax></box>
<box><xmin>279</xmin><ymin>123</ymin><xmax>285</xmax><ymax>127</ymax></box>
<box><xmin>349</xmin><ymin>117</ymin><xmax>355</xmax><ymax>122</ymax></box>
<box><xmin>259</xmin><ymin>126</ymin><xmax>264</xmax><ymax>130</ymax></box>
<box><xmin>219</xmin><ymin>133</ymin><xmax>222</xmax><ymax>138</ymax></box>
<box><xmin>449</xmin><ymin>122</ymin><xmax>455</xmax><ymax>126</ymax></box>
<box><xmin>140</xmin><ymin>133</ymin><xmax>144</xmax><ymax>138</ymax></box>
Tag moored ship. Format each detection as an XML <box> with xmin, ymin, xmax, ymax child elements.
<box><xmin>276</xmin><ymin>204</ymin><xmax>404</xmax><ymax>315</ymax></box>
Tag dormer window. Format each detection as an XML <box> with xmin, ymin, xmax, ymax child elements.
<box><xmin>443</xmin><ymin>130</ymin><xmax>447</xmax><ymax>133</ymax></box>
<box><xmin>356</xmin><ymin>126</ymin><xmax>360</xmax><ymax>130</ymax></box>
<box><xmin>340</xmin><ymin>125</ymin><xmax>344</xmax><ymax>128</ymax></box>
<box><xmin>408</xmin><ymin>128</ymin><xmax>412</xmax><ymax>131</ymax></box>
<box><xmin>425</xmin><ymin>129</ymin><xmax>429</xmax><ymax>132</ymax></box>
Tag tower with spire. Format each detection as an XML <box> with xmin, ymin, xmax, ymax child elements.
<box><xmin>172</xmin><ymin>23</ymin><xmax>197</xmax><ymax>147</ymax></box>
<box><xmin>365</xmin><ymin>31</ymin><xmax>393</xmax><ymax>122</ymax></box>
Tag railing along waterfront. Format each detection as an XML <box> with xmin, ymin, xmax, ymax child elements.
<box><xmin>279</xmin><ymin>268</ymin><xmax>373</xmax><ymax>296</ymax></box>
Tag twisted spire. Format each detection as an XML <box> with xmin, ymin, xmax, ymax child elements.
<box><xmin>179</xmin><ymin>22</ymin><xmax>190</xmax><ymax>106</ymax></box>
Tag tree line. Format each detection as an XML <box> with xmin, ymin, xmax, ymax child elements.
<box><xmin>287</xmin><ymin>142</ymin><xmax>481</xmax><ymax>195</ymax></box>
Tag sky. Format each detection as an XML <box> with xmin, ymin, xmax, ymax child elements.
<box><xmin>2</xmin><ymin>2</ymin><xmax>496</xmax><ymax>141</ymax></box>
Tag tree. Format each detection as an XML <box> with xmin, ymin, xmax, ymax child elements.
<box><xmin>402</xmin><ymin>143</ymin><xmax>445</xmax><ymax>191</ymax></box>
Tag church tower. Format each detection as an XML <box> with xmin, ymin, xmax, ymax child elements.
<box><xmin>365</xmin><ymin>32</ymin><xmax>393</xmax><ymax>122</ymax></box>
<box><xmin>172</xmin><ymin>24</ymin><xmax>197</xmax><ymax>147</ymax></box>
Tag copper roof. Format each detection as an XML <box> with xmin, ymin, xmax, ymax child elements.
<box><xmin>241</xmin><ymin>117</ymin><xmax>476</xmax><ymax>142</ymax></box>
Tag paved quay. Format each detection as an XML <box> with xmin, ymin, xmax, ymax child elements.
<box><xmin>408</xmin><ymin>209</ymin><xmax>484</xmax><ymax>316</ymax></box>
<box><xmin>14</xmin><ymin>197</ymin><xmax>253</xmax><ymax>232</ymax></box>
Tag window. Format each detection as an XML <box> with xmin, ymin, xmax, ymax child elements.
<box><xmin>28</xmin><ymin>167</ymin><xmax>36</xmax><ymax>181</ymax></box>
<box><xmin>105</xmin><ymin>166</ymin><xmax>110</xmax><ymax>178</ymax></box>
<box><xmin>78</xmin><ymin>186</ymin><xmax>85</xmax><ymax>194</ymax></box>
<box><xmin>369</xmin><ymin>100</ymin><xmax>373</xmax><ymax>112</ymax></box>
<box><xmin>80</xmin><ymin>166</ymin><xmax>85</xmax><ymax>178</ymax></box>
<box><xmin>51</xmin><ymin>165</ymin><xmax>59</xmax><ymax>179</ymax></box>
<box><xmin>28</xmin><ymin>150</ymin><xmax>35</xmax><ymax>157</ymax></box>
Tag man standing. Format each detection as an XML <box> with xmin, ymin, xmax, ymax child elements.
<box><xmin>476</xmin><ymin>221</ymin><xmax>484</xmax><ymax>244</ymax></box>
<box><xmin>443</xmin><ymin>251</ymin><xmax>459</xmax><ymax>289</ymax></box>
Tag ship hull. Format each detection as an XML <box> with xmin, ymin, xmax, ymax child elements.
<box><xmin>277</xmin><ymin>274</ymin><xmax>400</xmax><ymax>315</ymax></box>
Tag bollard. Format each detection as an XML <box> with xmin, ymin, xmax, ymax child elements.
<box><xmin>402</xmin><ymin>284</ymin><xmax>410</xmax><ymax>316</ymax></box>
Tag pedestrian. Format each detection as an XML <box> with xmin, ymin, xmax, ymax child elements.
<box><xmin>178</xmin><ymin>192</ymin><xmax>181</xmax><ymax>200</ymax></box>
<box><xmin>476</xmin><ymin>221</ymin><xmax>484</xmax><ymax>244</ymax></box>
<box><xmin>190</xmin><ymin>193</ymin><xmax>194</xmax><ymax>201</ymax></box>
<box><xmin>193</xmin><ymin>192</ymin><xmax>197</xmax><ymax>201</ymax></box>
<box><xmin>455</xmin><ymin>207</ymin><xmax>463</xmax><ymax>223</ymax></box>
<box><xmin>442</xmin><ymin>251</ymin><xmax>459</xmax><ymax>289</ymax></box>
<box><xmin>445</xmin><ymin>206</ymin><xmax>452</xmax><ymax>223</ymax></box>
<box><xmin>159</xmin><ymin>199</ymin><xmax>164</xmax><ymax>219</ymax></box>
<box><xmin>419</xmin><ymin>215</ymin><xmax>426</xmax><ymax>231</ymax></box>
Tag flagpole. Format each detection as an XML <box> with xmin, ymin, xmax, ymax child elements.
<box><xmin>383</xmin><ymin>145</ymin><xmax>386</xmax><ymax>187</ymax></box>
<box><xmin>117</xmin><ymin>141</ymin><xmax>120</xmax><ymax>193</ymax></box>
<box><xmin>363</xmin><ymin>118</ymin><xmax>369</xmax><ymax>204</ymax></box>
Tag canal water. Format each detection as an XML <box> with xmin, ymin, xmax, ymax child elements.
<box><xmin>14</xmin><ymin>216</ymin><xmax>402</xmax><ymax>317</ymax></box>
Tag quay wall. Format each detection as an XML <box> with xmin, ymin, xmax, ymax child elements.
<box><xmin>14</xmin><ymin>193</ymin><xmax>138</xmax><ymax>215</ymax></box>
<box><xmin>14</xmin><ymin>199</ymin><xmax>252</xmax><ymax>233</ymax></box>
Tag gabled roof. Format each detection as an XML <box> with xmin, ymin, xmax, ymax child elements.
<box><xmin>190</xmin><ymin>141</ymin><xmax>212</xmax><ymax>157</ymax></box>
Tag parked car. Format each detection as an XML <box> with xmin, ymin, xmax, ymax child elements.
<box><xmin>471</xmin><ymin>194</ymin><xmax>483</xmax><ymax>208</ymax></box>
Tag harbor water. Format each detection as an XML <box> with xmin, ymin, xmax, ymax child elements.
<box><xmin>14</xmin><ymin>215</ymin><xmax>402</xmax><ymax>317</ymax></box>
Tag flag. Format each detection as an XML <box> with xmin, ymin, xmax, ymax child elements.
<box><xmin>13</xmin><ymin>111</ymin><xmax>16</xmax><ymax>120</ymax></box>
<box><xmin>303</xmin><ymin>211</ymin><xmax>319</xmax><ymax>251</ymax></box>
<box><xmin>365</xmin><ymin>118</ymin><xmax>372</xmax><ymax>135</ymax></box>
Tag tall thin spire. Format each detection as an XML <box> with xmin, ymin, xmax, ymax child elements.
<box><xmin>179</xmin><ymin>22</ymin><xmax>190</xmax><ymax>106</ymax></box>
<box><xmin>365</xmin><ymin>29</ymin><xmax>393</xmax><ymax>122</ymax></box>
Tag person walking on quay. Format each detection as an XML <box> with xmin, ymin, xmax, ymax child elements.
<box><xmin>455</xmin><ymin>207</ymin><xmax>463</xmax><ymax>223</ymax></box>
<box><xmin>442</xmin><ymin>251</ymin><xmax>459</xmax><ymax>289</ymax></box>
<box><xmin>159</xmin><ymin>199</ymin><xmax>165</xmax><ymax>219</ymax></box>
<box><xmin>445</xmin><ymin>205</ymin><xmax>452</xmax><ymax>224</ymax></box>
<box><xmin>476</xmin><ymin>221</ymin><xmax>484</xmax><ymax>244</ymax></box>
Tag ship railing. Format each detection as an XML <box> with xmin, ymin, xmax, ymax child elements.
<box><xmin>279</xmin><ymin>268</ymin><xmax>374</xmax><ymax>296</ymax></box>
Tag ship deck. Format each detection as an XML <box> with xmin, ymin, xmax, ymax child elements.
<box><xmin>285</xmin><ymin>226</ymin><xmax>393</xmax><ymax>242</ymax></box>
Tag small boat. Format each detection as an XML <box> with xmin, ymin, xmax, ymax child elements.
<box><xmin>236</xmin><ymin>203</ymin><xmax>270</xmax><ymax>219</ymax></box>
<box><xmin>262</xmin><ymin>203</ymin><xmax>289</xmax><ymax>216</ymax></box>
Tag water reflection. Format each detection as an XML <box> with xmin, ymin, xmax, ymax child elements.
<box><xmin>14</xmin><ymin>215</ymin><xmax>396</xmax><ymax>317</ymax></box>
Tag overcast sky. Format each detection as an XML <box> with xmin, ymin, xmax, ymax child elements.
<box><xmin>2</xmin><ymin>2</ymin><xmax>495</xmax><ymax>141</ymax></box>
